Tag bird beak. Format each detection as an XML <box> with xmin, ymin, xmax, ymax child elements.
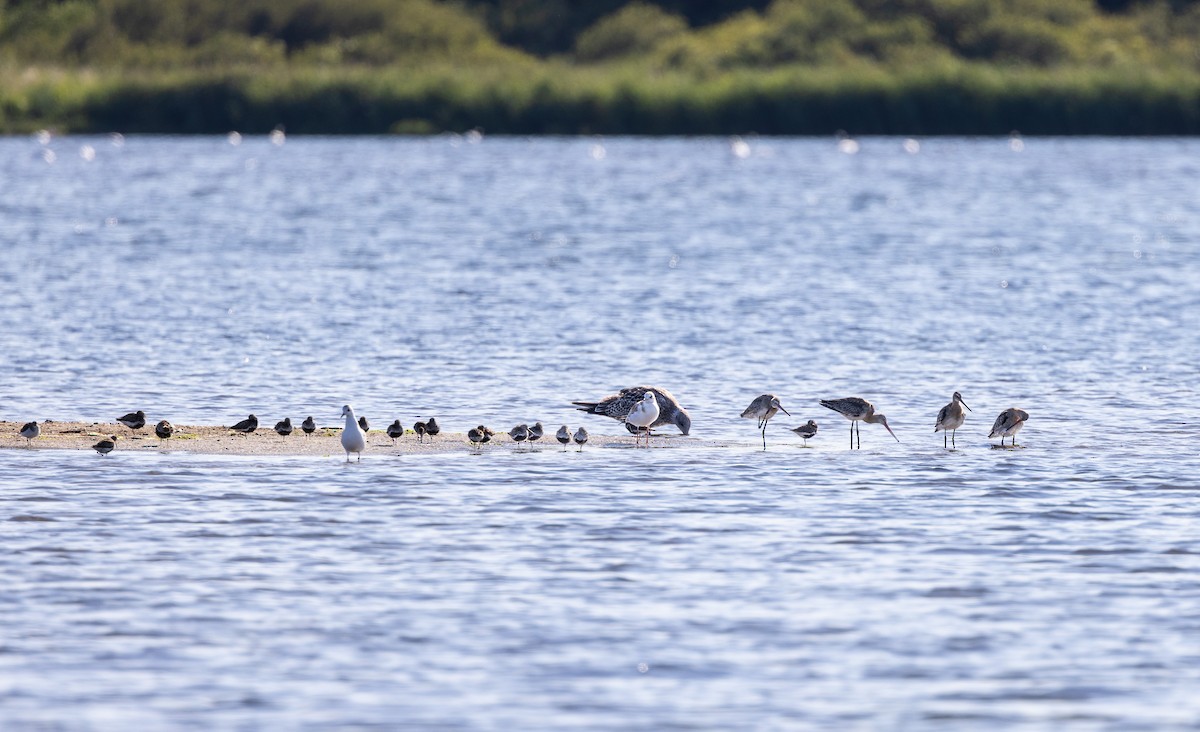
<box><xmin>885</xmin><ymin>424</ymin><xmax>900</xmax><ymax>442</ymax></box>
<box><xmin>778</xmin><ymin>405</ymin><xmax>792</xmax><ymax>416</ymax></box>
<box><xmin>961</xmin><ymin>400</ymin><xmax>972</xmax><ymax>412</ymax></box>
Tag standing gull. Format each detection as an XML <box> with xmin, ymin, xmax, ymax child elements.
<box><xmin>573</xmin><ymin>426</ymin><xmax>589</xmax><ymax>452</ymax></box>
<box><xmin>387</xmin><ymin>420</ymin><xmax>404</xmax><ymax>445</ymax></box>
<box><xmin>230</xmin><ymin>414</ymin><xmax>258</xmax><ymax>436</ymax></box>
<box><xmin>989</xmin><ymin>408</ymin><xmax>1029</xmax><ymax>447</ymax></box>
<box><xmin>740</xmin><ymin>394</ymin><xmax>792</xmax><ymax>450</ymax></box>
<box><xmin>301</xmin><ymin>416</ymin><xmax>316</xmax><ymax>437</ymax></box>
<box><xmin>820</xmin><ymin>397</ymin><xmax>898</xmax><ymax>449</ymax></box>
<box><xmin>625</xmin><ymin>392</ymin><xmax>660</xmax><ymax>448</ymax></box>
<box><xmin>117</xmin><ymin>410</ymin><xmax>146</xmax><ymax>431</ymax></box>
<box><xmin>93</xmin><ymin>435</ymin><xmax>119</xmax><ymax>455</ymax></box>
<box><xmin>934</xmin><ymin>391</ymin><xmax>971</xmax><ymax>448</ymax></box>
<box><xmin>556</xmin><ymin>425</ymin><xmax>571</xmax><ymax>450</ymax></box>
<box><xmin>19</xmin><ymin>421</ymin><xmax>40</xmax><ymax>447</ymax></box>
<box><xmin>340</xmin><ymin>405</ymin><xmax>367</xmax><ymax>461</ymax></box>
<box><xmin>790</xmin><ymin>420</ymin><xmax>819</xmax><ymax>447</ymax></box>
<box><xmin>155</xmin><ymin>420</ymin><xmax>174</xmax><ymax>439</ymax></box>
<box><xmin>573</xmin><ymin>386</ymin><xmax>691</xmax><ymax>435</ymax></box>
<box><xmin>274</xmin><ymin>417</ymin><xmax>293</xmax><ymax>437</ymax></box>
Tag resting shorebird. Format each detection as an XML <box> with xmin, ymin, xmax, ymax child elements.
<box><xmin>741</xmin><ymin>394</ymin><xmax>791</xmax><ymax>450</ymax></box>
<box><xmin>573</xmin><ymin>426</ymin><xmax>589</xmax><ymax>452</ymax></box>
<box><xmin>625</xmin><ymin>392</ymin><xmax>660</xmax><ymax>447</ymax></box>
<box><xmin>155</xmin><ymin>420</ymin><xmax>173</xmax><ymax>439</ymax></box>
<box><xmin>424</xmin><ymin>417</ymin><xmax>440</xmax><ymax>440</ymax></box>
<box><xmin>340</xmin><ymin>405</ymin><xmax>366</xmax><ymax>461</ymax></box>
<box><xmin>93</xmin><ymin>435</ymin><xmax>119</xmax><ymax>455</ymax></box>
<box><xmin>413</xmin><ymin>421</ymin><xmax>427</xmax><ymax>442</ymax></box>
<box><xmin>477</xmin><ymin>425</ymin><xmax>494</xmax><ymax>444</ymax></box>
<box><xmin>790</xmin><ymin>420</ymin><xmax>818</xmax><ymax>447</ymax></box>
<box><xmin>117</xmin><ymin>410</ymin><xmax>146</xmax><ymax>431</ymax></box>
<box><xmin>19</xmin><ymin>421</ymin><xmax>40</xmax><ymax>447</ymax></box>
<box><xmin>989</xmin><ymin>408</ymin><xmax>1029</xmax><ymax>447</ymax></box>
<box><xmin>358</xmin><ymin>416</ymin><xmax>370</xmax><ymax>433</ymax></box>
<box><xmin>301</xmin><ymin>416</ymin><xmax>316</xmax><ymax>437</ymax></box>
<box><xmin>510</xmin><ymin>424</ymin><xmax>529</xmax><ymax>448</ymax></box>
<box><xmin>527</xmin><ymin>422</ymin><xmax>543</xmax><ymax>446</ymax></box>
<box><xmin>230</xmin><ymin>414</ymin><xmax>258</xmax><ymax>435</ymax></box>
<box><xmin>556</xmin><ymin>425</ymin><xmax>571</xmax><ymax>450</ymax></box>
<box><xmin>468</xmin><ymin>427</ymin><xmax>484</xmax><ymax>449</ymax></box>
<box><xmin>274</xmin><ymin>417</ymin><xmax>293</xmax><ymax>437</ymax></box>
<box><xmin>820</xmin><ymin>397</ymin><xmax>898</xmax><ymax>449</ymax></box>
<box><xmin>573</xmin><ymin>386</ymin><xmax>691</xmax><ymax>435</ymax></box>
<box><xmin>934</xmin><ymin>391</ymin><xmax>971</xmax><ymax>448</ymax></box>
<box><xmin>387</xmin><ymin>419</ymin><xmax>403</xmax><ymax>445</ymax></box>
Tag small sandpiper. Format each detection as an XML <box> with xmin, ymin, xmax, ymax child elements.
<box><xmin>556</xmin><ymin>425</ymin><xmax>571</xmax><ymax>450</ymax></box>
<box><xmin>528</xmin><ymin>422</ymin><xmax>544</xmax><ymax>446</ymax></box>
<box><xmin>387</xmin><ymin>419</ymin><xmax>403</xmax><ymax>445</ymax></box>
<box><xmin>155</xmin><ymin>420</ymin><xmax>174</xmax><ymax>439</ymax></box>
<box><xmin>230</xmin><ymin>414</ymin><xmax>258</xmax><ymax>435</ymax></box>
<box><xmin>274</xmin><ymin>417</ymin><xmax>293</xmax><ymax>437</ymax></box>
<box><xmin>790</xmin><ymin>420</ymin><xmax>818</xmax><ymax>447</ymax></box>
<box><xmin>301</xmin><ymin>416</ymin><xmax>316</xmax><ymax>437</ymax></box>
<box><xmin>117</xmin><ymin>410</ymin><xmax>146</xmax><ymax>431</ymax></box>
<box><xmin>468</xmin><ymin>427</ymin><xmax>484</xmax><ymax>449</ymax></box>
<box><xmin>573</xmin><ymin>426</ymin><xmax>589</xmax><ymax>452</ymax></box>
<box><xmin>414</xmin><ymin>421</ymin><xmax>427</xmax><ymax>442</ymax></box>
<box><xmin>93</xmin><ymin>435</ymin><xmax>119</xmax><ymax>455</ymax></box>
<box><xmin>358</xmin><ymin>416</ymin><xmax>370</xmax><ymax>433</ymax></box>
<box><xmin>425</xmin><ymin>417</ymin><xmax>441</xmax><ymax>440</ymax></box>
<box><xmin>510</xmin><ymin>424</ymin><xmax>529</xmax><ymax>448</ymax></box>
<box><xmin>477</xmin><ymin>425</ymin><xmax>494</xmax><ymax>444</ymax></box>
<box><xmin>19</xmin><ymin>421</ymin><xmax>40</xmax><ymax>447</ymax></box>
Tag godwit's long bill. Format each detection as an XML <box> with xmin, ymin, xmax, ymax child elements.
<box><xmin>934</xmin><ymin>391</ymin><xmax>971</xmax><ymax>448</ymax></box>
<box><xmin>819</xmin><ymin>397</ymin><xmax>898</xmax><ymax>449</ymax></box>
<box><xmin>740</xmin><ymin>394</ymin><xmax>791</xmax><ymax>450</ymax></box>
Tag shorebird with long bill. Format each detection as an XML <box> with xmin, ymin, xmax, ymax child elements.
<box><xmin>741</xmin><ymin>394</ymin><xmax>791</xmax><ymax>450</ymax></box>
<box><xmin>820</xmin><ymin>397</ymin><xmax>898</xmax><ymax>449</ymax></box>
<box><xmin>989</xmin><ymin>408</ymin><xmax>1029</xmax><ymax>447</ymax></box>
<box><xmin>934</xmin><ymin>391</ymin><xmax>971</xmax><ymax>448</ymax></box>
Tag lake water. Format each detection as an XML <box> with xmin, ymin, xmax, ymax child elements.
<box><xmin>2</xmin><ymin>135</ymin><xmax>1199</xmax><ymax>730</ymax></box>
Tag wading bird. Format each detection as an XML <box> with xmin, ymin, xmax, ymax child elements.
<box><xmin>573</xmin><ymin>426</ymin><xmax>588</xmax><ymax>452</ymax></box>
<box><xmin>573</xmin><ymin>386</ymin><xmax>691</xmax><ymax>435</ymax></box>
<box><xmin>989</xmin><ymin>408</ymin><xmax>1029</xmax><ymax>447</ymax></box>
<box><xmin>790</xmin><ymin>420</ymin><xmax>818</xmax><ymax>447</ymax></box>
<box><xmin>934</xmin><ymin>391</ymin><xmax>971</xmax><ymax>448</ymax></box>
<box><xmin>741</xmin><ymin>394</ymin><xmax>791</xmax><ymax>450</ymax></box>
<box><xmin>93</xmin><ymin>435</ymin><xmax>119</xmax><ymax>455</ymax></box>
<box><xmin>819</xmin><ymin>397</ymin><xmax>898</xmax><ymax>449</ymax></box>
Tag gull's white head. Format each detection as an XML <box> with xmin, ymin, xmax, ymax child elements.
<box><xmin>643</xmin><ymin>392</ymin><xmax>657</xmax><ymax>403</ymax></box>
<box><xmin>341</xmin><ymin>405</ymin><xmax>354</xmax><ymax>418</ymax></box>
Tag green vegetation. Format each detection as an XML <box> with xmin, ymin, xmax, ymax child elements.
<box><xmin>2</xmin><ymin>0</ymin><xmax>1199</xmax><ymax>134</ymax></box>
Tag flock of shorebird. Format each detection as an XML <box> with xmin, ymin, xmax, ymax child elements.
<box><xmin>11</xmin><ymin>385</ymin><xmax>1030</xmax><ymax>460</ymax></box>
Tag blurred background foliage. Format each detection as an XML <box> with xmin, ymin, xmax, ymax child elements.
<box><xmin>1</xmin><ymin>0</ymin><xmax>1199</xmax><ymax>133</ymax></box>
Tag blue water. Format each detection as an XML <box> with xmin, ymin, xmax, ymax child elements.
<box><xmin>2</xmin><ymin>134</ymin><xmax>1199</xmax><ymax>730</ymax></box>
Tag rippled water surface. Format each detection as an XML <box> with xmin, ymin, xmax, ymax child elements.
<box><xmin>2</xmin><ymin>135</ymin><xmax>1199</xmax><ymax>730</ymax></box>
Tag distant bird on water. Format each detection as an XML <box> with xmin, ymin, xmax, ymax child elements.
<box><xmin>934</xmin><ymin>391</ymin><xmax>971</xmax><ymax>448</ymax></box>
<box><xmin>340</xmin><ymin>405</ymin><xmax>366</xmax><ymax>461</ymax></box>
<box><xmin>358</xmin><ymin>415</ymin><xmax>370</xmax><ymax>433</ymax></box>
<box><xmin>117</xmin><ymin>410</ymin><xmax>146</xmax><ymax>431</ymax></box>
<box><xmin>527</xmin><ymin>422</ymin><xmax>543</xmax><ymax>446</ymax></box>
<box><xmin>556</xmin><ymin>425</ymin><xmax>571</xmax><ymax>450</ymax></box>
<box><xmin>413</xmin><ymin>421</ymin><xmax>427</xmax><ymax>442</ymax></box>
<box><xmin>19</xmin><ymin>421</ymin><xmax>40</xmax><ymax>447</ymax></box>
<box><xmin>230</xmin><ymin>414</ymin><xmax>258</xmax><ymax>435</ymax></box>
<box><xmin>510</xmin><ymin>424</ymin><xmax>529</xmax><ymax>448</ymax></box>
<box><xmin>93</xmin><ymin>435</ymin><xmax>119</xmax><ymax>455</ymax></box>
<box><xmin>790</xmin><ymin>420</ymin><xmax>818</xmax><ymax>447</ymax></box>
<box><xmin>573</xmin><ymin>386</ymin><xmax>691</xmax><ymax>435</ymax></box>
<box><xmin>741</xmin><ymin>394</ymin><xmax>791</xmax><ymax>450</ymax></box>
<box><xmin>573</xmin><ymin>426</ymin><xmax>589</xmax><ymax>452</ymax></box>
<box><xmin>155</xmin><ymin>420</ymin><xmax>173</xmax><ymax>439</ymax></box>
<box><xmin>424</xmin><ymin>417</ymin><xmax>440</xmax><ymax>440</ymax></box>
<box><xmin>301</xmin><ymin>416</ymin><xmax>316</xmax><ymax>437</ymax></box>
<box><xmin>820</xmin><ymin>397</ymin><xmax>898</xmax><ymax>449</ymax></box>
<box><xmin>387</xmin><ymin>419</ymin><xmax>403</xmax><ymax>445</ymax></box>
<box><xmin>989</xmin><ymin>407</ymin><xmax>1029</xmax><ymax>447</ymax></box>
<box><xmin>625</xmin><ymin>392</ymin><xmax>660</xmax><ymax>447</ymax></box>
<box><xmin>274</xmin><ymin>417</ymin><xmax>293</xmax><ymax>437</ymax></box>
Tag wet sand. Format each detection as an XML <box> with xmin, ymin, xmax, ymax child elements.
<box><xmin>0</xmin><ymin>421</ymin><xmax>713</xmax><ymax>456</ymax></box>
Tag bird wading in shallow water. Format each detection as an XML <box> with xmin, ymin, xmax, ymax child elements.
<box><xmin>93</xmin><ymin>435</ymin><xmax>119</xmax><ymax>455</ymax></box>
<box><xmin>340</xmin><ymin>405</ymin><xmax>366</xmax><ymax>462</ymax></box>
<box><xmin>934</xmin><ymin>391</ymin><xmax>971</xmax><ymax>448</ymax></box>
<box><xmin>790</xmin><ymin>420</ymin><xmax>818</xmax><ymax>447</ymax></box>
<box><xmin>989</xmin><ymin>408</ymin><xmax>1029</xmax><ymax>447</ymax></box>
<box><xmin>819</xmin><ymin>397</ymin><xmax>898</xmax><ymax>449</ymax></box>
<box><xmin>741</xmin><ymin>394</ymin><xmax>791</xmax><ymax>450</ymax></box>
<box><xmin>572</xmin><ymin>386</ymin><xmax>691</xmax><ymax>436</ymax></box>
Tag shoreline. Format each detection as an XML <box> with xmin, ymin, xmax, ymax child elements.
<box><xmin>0</xmin><ymin>421</ymin><xmax>713</xmax><ymax>456</ymax></box>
